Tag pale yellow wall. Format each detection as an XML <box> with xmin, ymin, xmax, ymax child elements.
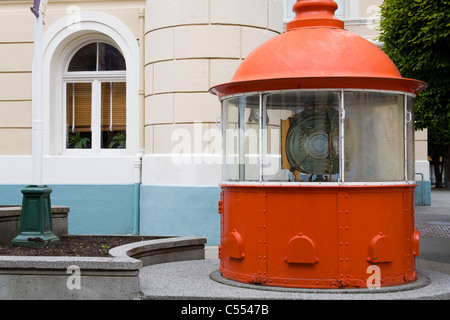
<box><xmin>144</xmin><ymin>0</ymin><xmax>283</xmax><ymax>155</ymax></box>
<box><xmin>344</xmin><ymin>0</ymin><xmax>383</xmax><ymax>41</ymax></box>
<box><xmin>0</xmin><ymin>98</ymin><xmax>32</xmax><ymax>156</ymax></box>
<box><xmin>0</xmin><ymin>2</ymin><xmax>34</xmax><ymax>155</ymax></box>
<box><xmin>41</xmin><ymin>0</ymin><xmax>144</xmax><ymax>37</ymax></box>
<box><xmin>415</xmin><ymin>129</ymin><xmax>428</xmax><ymax>161</ymax></box>
<box><xmin>0</xmin><ymin>0</ymin><xmax>145</xmax><ymax>155</ymax></box>
<box><xmin>358</xmin><ymin>0</ymin><xmax>383</xmax><ymax>18</ymax></box>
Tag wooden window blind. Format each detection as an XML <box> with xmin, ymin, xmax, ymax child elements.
<box><xmin>101</xmin><ymin>82</ymin><xmax>126</xmax><ymax>132</ymax></box>
<box><xmin>66</xmin><ymin>83</ymin><xmax>92</xmax><ymax>132</ymax></box>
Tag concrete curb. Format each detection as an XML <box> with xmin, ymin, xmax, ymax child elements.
<box><xmin>0</xmin><ymin>206</ymin><xmax>69</xmax><ymax>243</ymax></box>
<box><xmin>209</xmin><ymin>269</ymin><xmax>432</xmax><ymax>294</ymax></box>
<box><xmin>0</xmin><ymin>236</ymin><xmax>206</xmax><ymax>300</ymax></box>
<box><xmin>109</xmin><ymin>236</ymin><xmax>206</xmax><ymax>266</ymax></box>
<box><xmin>140</xmin><ymin>259</ymin><xmax>450</xmax><ymax>300</ymax></box>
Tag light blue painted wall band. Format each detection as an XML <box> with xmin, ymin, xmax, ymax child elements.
<box><xmin>139</xmin><ymin>185</ymin><xmax>221</xmax><ymax>246</ymax></box>
<box><xmin>0</xmin><ymin>182</ymin><xmax>430</xmax><ymax>246</ymax></box>
<box><xmin>0</xmin><ymin>184</ymin><xmax>136</xmax><ymax>235</ymax></box>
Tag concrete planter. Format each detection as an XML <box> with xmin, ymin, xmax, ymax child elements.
<box><xmin>0</xmin><ymin>205</ymin><xmax>69</xmax><ymax>244</ymax></box>
<box><xmin>0</xmin><ymin>236</ymin><xmax>206</xmax><ymax>300</ymax></box>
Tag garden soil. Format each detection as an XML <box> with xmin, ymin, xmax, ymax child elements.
<box><xmin>0</xmin><ymin>235</ymin><xmax>160</xmax><ymax>257</ymax></box>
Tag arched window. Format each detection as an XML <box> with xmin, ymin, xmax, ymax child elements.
<box><xmin>63</xmin><ymin>42</ymin><xmax>126</xmax><ymax>150</ymax></box>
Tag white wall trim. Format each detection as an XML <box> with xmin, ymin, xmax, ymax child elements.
<box><xmin>0</xmin><ymin>157</ymin><xmax>32</xmax><ymax>185</ymax></box>
<box><xmin>142</xmin><ymin>154</ymin><xmax>222</xmax><ymax>186</ymax></box>
<box><xmin>0</xmin><ymin>155</ymin><xmax>136</xmax><ymax>185</ymax></box>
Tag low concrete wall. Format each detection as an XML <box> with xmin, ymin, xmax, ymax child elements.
<box><xmin>0</xmin><ymin>206</ymin><xmax>69</xmax><ymax>243</ymax></box>
<box><xmin>0</xmin><ymin>256</ymin><xmax>141</xmax><ymax>300</ymax></box>
<box><xmin>109</xmin><ymin>236</ymin><xmax>206</xmax><ymax>267</ymax></box>
<box><xmin>0</xmin><ymin>236</ymin><xmax>206</xmax><ymax>300</ymax></box>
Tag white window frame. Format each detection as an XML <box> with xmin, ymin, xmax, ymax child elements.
<box><xmin>43</xmin><ymin>12</ymin><xmax>141</xmax><ymax>162</ymax></box>
<box><xmin>61</xmin><ymin>40</ymin><xmax>127</xmax><ymax>155</ymax></box>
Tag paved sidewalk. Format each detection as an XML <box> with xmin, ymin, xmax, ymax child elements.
<box><xmin>415</xmin><ymin>189</ymin><xmax>450</xmax><ymax>272</ymax></box>
<box><xmin>417</xmin><ymin>259</ymin><xmax>450</xmax><ymax>275</ymax></box>
<box><xmin>140</xmin><ymin>258</ymin><xmax>450</xmax><ymax>300</ymax></box>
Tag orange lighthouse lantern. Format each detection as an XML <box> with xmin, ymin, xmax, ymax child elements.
<box><xmin>209</xmin><ymin>0</ymin><xmax>427</xmax><ymax>288</ymax></box>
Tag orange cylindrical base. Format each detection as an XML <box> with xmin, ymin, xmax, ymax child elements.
<box><xmin>218</xmin><ymin>184</ymin><xmax>420</xmax><ymax>289</ymax></box>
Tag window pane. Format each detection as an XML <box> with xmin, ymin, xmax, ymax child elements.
<box><xmin>222</xmin><ymin>95</ymin><xmax>260</xmax><ymax>181</ymax></box>
<box><xmin>66</xmin><ymin>83</ymin><xmax>92</xmax><ymax>149</ymax></box>
<box><xmin>68</xmin><ymin>43</ymin><xmax>97</xmax><ymax>72</ymax></box>
<box><xmin>344</xmin><ymin>92</ymin><xmax>405</xmax><ymax>182</ymax></box>
<box><xmin>407</xmin><ymin>96</ymin><xmax>415</xmax><ymax>181</ymax></box>
<box><xmin>101</xmin><ymin>82</ymin><xmax>126</xmax><ymax>149</ymax></box>
<box><xmin>98</xmin><ymin>43</ymin><xmax>126</xmax><ymax>71</ymax></box>
<box><xmin>265</xmin><ymin>91</ymin><xmax>340</xmax><ymax>182</ymax></box>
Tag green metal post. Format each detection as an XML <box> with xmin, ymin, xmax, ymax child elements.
<box><xmin>11</xmin><ymin>185</ymin><xmax>59</xmax><ymax>248</ymax></box>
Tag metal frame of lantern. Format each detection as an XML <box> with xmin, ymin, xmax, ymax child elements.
<box><xmin>219</xmin><ymin>88</ymin><xmax>417</xmax><ymax>184</ymax></box>
<box><xmin>210</xmin><ymin>0</ymin><xmax>427</xmax><ymax>289</ymax></box>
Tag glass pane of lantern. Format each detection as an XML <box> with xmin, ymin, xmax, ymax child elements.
<box><xmin>344</xmin><ymin>92</ymin><xmax>405</xmax><ymax>182</ymax></box>
<box><xmin>222</xmin><ymin>98</ymin><xmax>238</xmax><ymax>181</ymax></box>
<box><xmin>222</xmin><ymin>95</ymin><xmax>260</xmax><ymax>181</ymax></box>
<box><xmin>406</xmin><ymin>96</ymin><xmax>415</xmax><ymax>181</ymax></box>
<box><xmin>264</xmin><ymin>90</ymin><xmax>340</xmax><ymax>182</ymax></box>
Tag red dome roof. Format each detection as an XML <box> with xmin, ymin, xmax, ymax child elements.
<box><xmin>210</xmin><ymin>0</ymin><xmax>426</xmax><ymax>98</ymax></box>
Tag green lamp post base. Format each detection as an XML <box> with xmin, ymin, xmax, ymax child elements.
<box><xmin>11</xmin><ymin>185</ymin><xmax>60</xmax><ymax>248</ymax></box>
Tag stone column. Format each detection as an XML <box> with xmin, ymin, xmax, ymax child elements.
<box><xmin>141</xmin><ymin>0</ymin><xmax>283</xmax><ymax>245</ymax></box>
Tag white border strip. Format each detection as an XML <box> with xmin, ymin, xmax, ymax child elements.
<box><xmin>220</xmin><ymin>181</ymin><xmax>418</xmax><ymax>187</ymax></box>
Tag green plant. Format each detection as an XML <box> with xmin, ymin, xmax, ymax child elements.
<box><xmin>108</xmin><ymin>132</ymin><xmax>126</xmax><ymax>149</ymax></box>
<box><xmin>68</xmin><ymin>132</ymin><xmax>91</xmax><ymax>149</ymax></box>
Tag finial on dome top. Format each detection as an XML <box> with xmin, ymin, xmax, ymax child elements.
<box><xmin>286</xmin><ymin>0</ymin><xmax>344</xmax><ymax>30</ymax></box>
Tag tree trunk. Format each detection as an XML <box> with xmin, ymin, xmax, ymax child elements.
<box><xmin>444</xmin><ymin>146</ymin><xmax>450</xmax><ymax>190</ymax></box>
<box><xmin>432</xmin><ymin>153</ymin><xmax>444</xmax><ymax>188</ymax></box>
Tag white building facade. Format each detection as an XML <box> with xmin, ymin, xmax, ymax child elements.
<box><xmin>0</xmin><ymin>0</ymin><xmax>429</xmax><ymax>245</ymax></box>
